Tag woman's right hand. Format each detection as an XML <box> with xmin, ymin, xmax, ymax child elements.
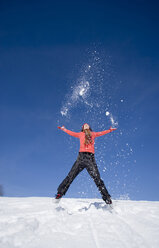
<box><xmin>109</xmin><ymin>126</ymin><xmax>117</xmax><ymax>131</ymax></box>
<box><xmin>57</xmin><ymin>126</ymin><xmax>65</xmax><ymax>130</ymax></box>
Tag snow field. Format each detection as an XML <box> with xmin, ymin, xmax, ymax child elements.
<box><xmin>0</xmin><ymin>197</ymin><xmax>159</xmax><ymax>248</ymax></box>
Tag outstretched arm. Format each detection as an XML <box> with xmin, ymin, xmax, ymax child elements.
<box><xmin>93</xmin><ymin>127</ymin><xmax>117</xmax><ymax>138</ymax></box>
<box><xmin>57</xmin><ymin>126</ymin><xmax>80</xmax><ymax>138</ymax></box>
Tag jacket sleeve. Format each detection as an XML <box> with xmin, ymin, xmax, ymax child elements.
<box><xmin>63</xmin><ymin>128</ymin><xmax>80</xmax><ymax>138</ymax></box>
<box><xmin>93</xmin><ymin>129</ymin><xmax>112</xmax><ymax>138</ymax></box>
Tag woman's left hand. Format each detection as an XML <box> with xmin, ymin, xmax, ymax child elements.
<box><xmin>58</xmin><ymin>126</ymin><xmax>65</xmax><ymax>130</ymax></box>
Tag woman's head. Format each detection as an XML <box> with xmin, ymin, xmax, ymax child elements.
<box><xmin>81</xmin><ymin>123</ymin><xmax>92</xmax><ymax>145</ymax></box>
<box><xmin>81</xmin><ymin>123</ymin><xmax>92</xmax><ymax>132</ymax></box>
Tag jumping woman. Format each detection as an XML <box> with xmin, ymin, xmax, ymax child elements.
<box><xmin>56</xmin><ymin>123</ymin><xmax>117</xmax><ymax>204</ymax></box>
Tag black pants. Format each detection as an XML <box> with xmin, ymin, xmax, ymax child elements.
<box><xmin>57</xmin><ymin>152</ymin><xmax>110</xmax><ymax>201</ymax></box>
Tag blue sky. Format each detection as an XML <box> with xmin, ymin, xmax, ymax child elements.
<box><xmin>0</xmin><ymin>0</ymin><xmax>159</xmax><ymax>200</ymax></box>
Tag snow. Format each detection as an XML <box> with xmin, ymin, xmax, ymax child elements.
<box><xmin>0</xmin><ymin>197</ymin><xmax>159</xmax><ymax>248</ymax></box>
<box><xmin>60</xmin><ymin>79</ymin><xmax>90</xmax><ymax>117</ymax></box>
<box><xmin>105</xmin><ymin>111</ymin><xmax>118</xmax><ymax>128</ymax></box>
<box><xmin>75</xmin><ymin>80</ymin><xmax>90</xmax><ymax>98</ymax></box>
<box><xmin>105</xmin><ymin>111</ymin><xmax>110</xmax><ymax>116</ymax></box>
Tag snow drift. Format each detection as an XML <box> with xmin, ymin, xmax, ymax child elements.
<box><xmin>0</xmin><ymin>197</ymin><xmax>159</xmax><ymax>248</ymax></box>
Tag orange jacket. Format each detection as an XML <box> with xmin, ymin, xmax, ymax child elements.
<box><xmin>62</xmin><ymin>128</ymin><xmax>112</xmax><ymax>154</ymax></box>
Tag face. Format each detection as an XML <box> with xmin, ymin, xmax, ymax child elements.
<box><xmin>83</xmin><ymin>124</ymin><xmax>90</xmax><ymax>130</ymax></box>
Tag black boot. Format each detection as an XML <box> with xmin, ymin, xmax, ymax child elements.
<box><xmin>55</xmin><ymin>193</ymin><xmax>63</xmax><ymax>199</ymax></box>
<box><xmin>103</xmin><ymin>195</ymin><xmax>112</xmax><ymax>205</ymax></box>
<box><xmin>105</xmin><ymin>197</ymin><xmax>112</xmax><ymax>205</ymax></box>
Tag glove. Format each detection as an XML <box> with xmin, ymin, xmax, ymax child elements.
<box><xmin>57</xmin><ymin>126</ymin><xmax>65</xmax><ymax>130</ymax></box>
<box><xmin>109</xmin><ymin>126</ymin><xmax>117</xmax><ymax>132</ymax></box>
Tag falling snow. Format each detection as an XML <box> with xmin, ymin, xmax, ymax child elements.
<box><xmin>58</xmin><ymin>49</ymin><xmax>136</xmax><ymax>200</ymax></box>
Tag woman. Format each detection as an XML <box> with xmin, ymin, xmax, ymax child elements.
<box><xmin>56</xmin><ymin>123</ymin><xmax>116</xmax><ymax>204</ymax></box>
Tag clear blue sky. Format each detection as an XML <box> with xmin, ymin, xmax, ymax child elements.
<box><xmin>0</xmin><ymin>0</ymin><xmax>159</xmax><ymax>200</ymax></box>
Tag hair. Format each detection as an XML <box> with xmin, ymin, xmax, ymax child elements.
<box><xmin>81</xmin><ymin>125</ymin><xmax>92</xmax><ymax>132</ymax></box>
<box><xmin>81</xmin><ymin>124</ymin><xmax>93</xmax><ymax>145</ymax></box>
